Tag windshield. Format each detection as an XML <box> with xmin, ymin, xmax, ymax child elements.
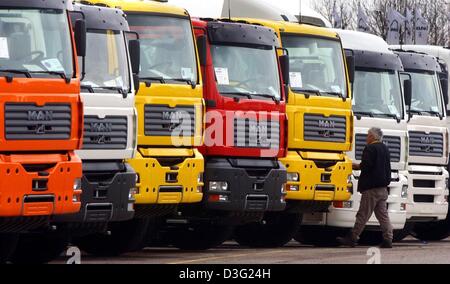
<box><xmin>211</xmin><ymin>44</ymin><xmax>281</xmax><ymax>101</ymax></box>
<box><xmin>0</xmin><ymin>8</ymin><xmax>74</xmax><ymax>78</ymax></box>
<box><xmin>409</xmin><ymin>71</ymin><xmax>444</xmax><ymax>116</ymax></box>
<box><xmin>127</xmin><ymin>14</ymin><xmax>197</xmax><ymax>84</ymax></box>
<box><xmin>80</xmin><ymin>30</ymin><xmax>130</xmax><ymax>93</ymax></box>
<box><xmin>353</xmin><ymin>69</ymin><xmax>403</xmax><ymax>118</ymax></box>
<box><xmin>281</xmin><ymin>35</ymin><xmax>347</xmax><ymax>98</ymax></box>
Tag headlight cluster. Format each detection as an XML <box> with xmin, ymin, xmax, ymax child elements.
<box><xmin>287</xmin><ymin>173</ymin><xmax>299</xmax><ymax>182</ymax></box>
<box><xmin>401</xmin><ymin>185</ymin><xmax>408</xmax><ymax>199</ymax></box>
<box><xmin>209</xmin><ymin>181</ymin><xmax>228</xmax><ymax>192</ymax></box>
<box><xmin>73</xmin><ymin>178</ymin><xmax>82</xmax><ymax>191</ymax></box>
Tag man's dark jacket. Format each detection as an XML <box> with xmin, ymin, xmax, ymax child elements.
<box><xmin>358</xmin><ymin>141</ymin><xmax>392</xmax><ymax>193</ymax></box>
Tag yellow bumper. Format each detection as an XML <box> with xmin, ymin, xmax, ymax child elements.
<box><xmin>280</xmin><ymin>151</ymin><xmax>352</xmax><ymax>202</ymax></box>
<box><xmin>127</xmin><ymin>148</ymin><xmax>204</xmax><ymax>205</ymax></box>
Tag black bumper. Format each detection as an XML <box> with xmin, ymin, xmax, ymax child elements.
<box><xmin>203</xmin><ymin>158</ymin><xmax>287</xmax><ymax>213</ymax></box>
<box><xmin>53</xmin><ymin>162</ymin><xmax>136</xmax><ymax>224</ymax></box>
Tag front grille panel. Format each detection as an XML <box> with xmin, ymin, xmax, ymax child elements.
<box><xmin>234</xmin><ymin>118</ymin><xmax>280</xmax><ymax>149</ymax></box>
<box><xmin>304</xmin><ymin>114</ymin><xmax>346</xmax><ymax>143</ymax></box>
<box><xmin>83</xmin><ymin>116</ymin><xmax>128</xmax><ymax>149</ymax></box>
<box><xmin>355</xmin><ymin>134</ymin><xmax>401</xmax><ymax>162</ymax></box>
<box><xmin>5</xmin><ymin>103</ymin><xmax>71</xmax><ymax>140</ymax></box>
<box><xmin>409</xmin><ymin>131</ymin><xmax>444</xmax><ymax>158</ymax></box>
<box><xmin>144</xmin><ymin>105</ymin><xmax>196</xmax><ymax>137</ymax></box>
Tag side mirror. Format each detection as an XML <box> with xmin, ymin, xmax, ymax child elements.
<box><xmin>74</xmin><ymin>19</ymin><xmax>86</xmax><ymax>57</ymax></box>
<box><xmin>346</xmin><ymin>55</ymin><xmax>355</xmax><ymax>84</ymax></box>
<box><xmin>441</xmin><ymin>78</ymin><xmax>449</xmax><ymax>107</ymax></box>
<box><xmin>196</xmin><ymin>35</ymin><xmax>207</xmax><ymax>67</ymax></box>
<box><xmin>133</xmin><ymin>74</ymin><xmax>140</xmax><ymax>93</ymax></box>
<box><xmin>279</xmin><ymin>54</ymin><xmax>290</xmax><ymax>86</ymax></box>
<box><xmin>129</xmin><ymin>39</ymin><xmax>140</xmax><ymax>75</ymax></box>
<box><xmin>404</xmin><ymin>79</ymin><xmax>412</xmax><ymax>107</ymax></box>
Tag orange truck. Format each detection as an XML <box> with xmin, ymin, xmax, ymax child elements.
<box><xmin>0</xmin><ymin>0</ymin><xmax>86</xmax><ymax>263</ymax></box>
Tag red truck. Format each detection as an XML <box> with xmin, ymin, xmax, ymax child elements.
<box><xmin>156</xmin><ymin>18</ymin><xmax>289</xmax><ymax>250</ymax></box>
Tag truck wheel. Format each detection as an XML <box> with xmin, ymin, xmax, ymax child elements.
<box><xmin>10</xmin><ymin>233</ymin><xmax>69</xmax><ymax>264</ymax></box>
<box><xmin>170</xmin><ymin>224</ymin><xmax>234</xmax><ymax>251</ymax></box>
<box><xmin>0</xmin><ymin>233</ymin><xmax>18</xmax><ymax>263</ymax></box>
<box><xmin>73</xmin><ymin>218</ymin><xmax>150</xmax><ymax>257</ymax></box>
<box><xmin>411</xmin><ymin>221</ymin><xmax>450</xmax><ymax>241</ymax></box>
<box><xmin>358</xmin><ymin>231</ymin><xmax>383</xmax><ymax>246</ymax></box>
<box><xmin>295</xmin><ymin>227</ymin><xmax>347</xmax><ymax>247</ymax></box>
<box><xmin>234</xmin><ymin>213</ymin><xmax>302</xmax><ymax>248</ymax></box>
<box><xmin>393</xmin><ymin>223</ymin><xmax>414</xmax><ymax>242</ymax></box>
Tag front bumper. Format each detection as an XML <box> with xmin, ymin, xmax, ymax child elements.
<box><xmin>402</xmin><ymin>166</ymin><xmax>449</xmax><ymax>222</ymax></box>
<box><xmin>302</xmin><ymin>172</ymin><xmax>408</xmax><ymax>230</ymax></box>
<box><xmin>281</xmin><ymin>151</ymin><xmax>352</xmax><ymax>202</ymax></box>
<box><xmin>52</xmin><ymin>162</ymin><xmax>136</xmax><ymax>224</ymax></box>
<box><xmin>202</xmin><ymin>158</ymin><xmax>287</xmax><ymax>213</ymax></box>
<box><xmin>0</xmin><ymin>152</ymin><xmax>82</xmax><ymax>218</ymax></box>
<box><xmin>128</xmin><ymin>148</ymin><xmax>204</xmax><ymax>206</ymax></box>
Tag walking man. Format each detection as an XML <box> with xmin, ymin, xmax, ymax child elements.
<box><xmin>338</xmin><ymin>127</ymin><xmax>394</xmax><ymax>249</ymax></box>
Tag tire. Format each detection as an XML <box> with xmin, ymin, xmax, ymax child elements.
<box><xmin>73</xmin><ymin>218</ymin><xmax>150</xmax><ymax>257</ymax></box>
<box><xmin>0</xmin><ymin>233</ymin><xmax>18</xmax><ymax>264</ymax></box>
<box><xmin>411</xmin><ymin>221</ymin><xmax>450</xmax><ymax>241</ymax></box>
<box><xmin>393</xmin><ymin>223</ymin><xmax>413</xmax><ymax>243</ymax></box>
<box><xmin>169</xmin><ymin>224</ymin><xmax>234</xmax><ymax>251</ymax></box>
<box><xmin>10</xmin><ymin>233</ymin><xmax>69</xmax><ymax>264</ymax></box>
<box><xmin>358</xmin><ymin>231</ymin><xmax>383</xmax><ymax>246</ymax></box>
<box><xmin>234</xmin><ymin>213</ymin><xmax>302</xmax><ymax>248</ymax></box>
<box><xmin>295</xmin><ymin>227</ymin><xmax>348</xmax><ymax>247</ymax></box>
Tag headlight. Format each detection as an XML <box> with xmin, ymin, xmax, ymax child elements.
<box><xmin>73</xmin><ymin>178</ymin><xmax>82</xmax><ymax>191</ymax></box>
<box><xmin>401</xmin><ymin>185</ymin><xmax>408</xmax><ymax>199</ymax></box>
<box><xmin>445</xmin><ymin>178</ymin><xmax>449</xmax><ymax>189</ymax></box>
<box><xmin>281</xmin><ymin>184</ymin><xmax>287</xmax><ymax>194</ymax></box>
<box><xmin>347</xmin><ymin>175</ymin><xmax>352</xmax><ymax>184</ymax></box>
<box><xmin>287</xmin><ymin>173</ymin><xmax>299</xmax><ymax>182</ymax></box>
<box><xmin>209</xmin><ymin>181</ymin><xmax>228</xmax><ymax>192</ymax></box>
<box><xmin>198</xmin><ymin>173</ymin><xmax>204</xmax><ymax>183</ymax></box>
<box><xmin>135</xmin><ymin>173</ymin><xmax>140</xmax><ymax>184</ymax></box>
<box><xmin>129</xmin><ymin>188</ymin><xmax>138</xmax><ymax>200</ymax></box>
<box><xmin>72</xmin><ymin>195</ymin><xmax>80</xmax><ymax>203</ymax></box>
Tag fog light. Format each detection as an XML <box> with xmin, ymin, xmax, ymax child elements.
<box><xmin>401</xmin><ymin>185</ymin><xmax>408</xmax><ymax>199</ymax></box>
<box><xmin>196</xmin><ymin>186</ymin><xmax>202</xmax><ymax>193</ymax></box>
<box><xmin>198</xmin><ymin>173</ymin><xmax>204</xmax><ymax>183</ymax></box>
<box><xmin>347</xmin><ymin>175</ymin><xmax>352</xmax><ymax>184</ymax></box>
<box><xmin>135</xmin><ymin>173</ymin><xmax>140</xmax><ymax>184</ymax></box>
<box><xmin>287</xmin><ymin>173</ymin><xmax>299</xmax><ymax>182</ymax></box>
<box><xmin>208</xmin><ymin>194</ymin><xmax>228</xmax><ymax>202</ymax></box>
<box><xmin>288</xmin><ymin>185</ymin><xmax>300</xmax><ymax>192</ymax></box>
<box><xmin>73</xmin><ymin>178</ymin><xmax>82</xmax><ymax>191</ymax></box>
<box><xmin>281</xmin><ymin>184</ymin><xmax>287</xmax><ymax>194</ymax></box>
<box><xmin>129</xmin><ymin>188</ymin><xmax>138</xmax><ymax>200</ymax></box>
<box><xmin>209</xmin><ymin>181</ymin><xmax>228</xmax><ymax>191</ymax></box>
<box><xmin>333</xmin><ymin>201</ymin><xmax>353</xmax><ymax>209</ymax></box>
<box><xmin>400</xmin><ymin>203</ymin><xmax>407</xmax><ymax>211</ymax></box>
<box><xmin>72</xmin><ymin>194</ymin><xmax>80</xmax><ymax>203</ymax></box>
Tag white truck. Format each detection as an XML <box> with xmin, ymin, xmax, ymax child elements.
<box><xmin>299</xmin><ymin>30</ymin><xmax>409</xmax><ymax>245</ymax></box>
<box><xmin>389</xmin><ymin>47</ymin><xmax>450</xmax><ymax>241</ymax></box>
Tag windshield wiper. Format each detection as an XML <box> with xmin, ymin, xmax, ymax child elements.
<box><xmin>221</xmin><ymin>92</ymin><xmax>253</xmax><ymax>100</ymax></box>
<box><xmin>379</xmin><ymin>113</ymin><xmax>401</xmax><ymax>122</ymax></box>
<box><xmin>291</xmin><ymin>89</ymin><xmax>322</xmax><ymax>98</ymax></box>
<box><xmin>420</xmin><ymin>110</ymin><xmax>442</xmax><ymax>118</ymax></box>
<box><xmin>140</xmin><ymin>76</ymin><xmax>166</xmax><ymax>85</ymax></box>
<box><xmin>82</xmin><ymin>86</ymin><xmax>129</xmax><ymax>98</ymax></box>
<box><xmin>81</xmin><ymin>85</ymin><xmax>95</xmax><ymax>93</ymax></box>
<box><xmin>0</xmin><ymin>69</ymin><xmax>32</xmax><ymax>80</ymax></box>
<box><xmin>252</xmin><ymin>94</ymin><xmax>281</xmax><ymax>103</ymax></box>
<box><xmin>169</xmin><ymin>78</ymin><xmax>196</xmax><ymax>89</ymax></box>
<box><xmin>354</xmin><ymin>111</ymin><xmax>374</xmax><ymax>118</ymax></box>
<box><xmin>409</xmin><ymin>109</ymin><xmax>424</xmax><ymax>116</ymax></box>
<box><xmin>29</xmin><ymin>71</ymin><xmax>71</xmax><ymax>83</ymax></box>
<box><xmin>323</xmin><ymin>91</ymin><xmax>347</xmax><ymax>101</ymax></box>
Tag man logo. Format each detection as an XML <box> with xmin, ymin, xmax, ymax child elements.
<box><xmin>91</xmin><ymin>122</ymin><xmax>113</xmax><ymax>133</ymax></box>
<box><xmin>162</xmin><ymin>111</ymin><xmax>185</xmax><ymax>121</ymax></box>
<box><xmin>28</xmin><ymin>110</ymin><xmax>53</xmax><ymax>121</ymax></box>
<box><xmin>318</xmin><ymin>120</ymin><xmax>335</xmax><ymax>129</ymax></box>
<box><xmin>420</xmin><ymin>136</ymin><xmax>434</xmax><ymax>145</ymax></box>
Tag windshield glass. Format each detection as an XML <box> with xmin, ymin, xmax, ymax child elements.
<box><xmin>211</xmin><ymin>44</ymin><xmax>281</xmax><ymax>100</ymax></box>
<box><xmin>80</xmin><ymin>30</ymin><xmax>130</xmax><ymax>93</ymax></box>
<box><xmin>353</xmin><ymin>69</ymin><xmax>403</xmax><ymax>118</ymax></box>
<box><xmin>409</xmin><ymin>71</ymin><xmax>444</xmax><ymax>116</ymax></box>
<box><xmin>281</xmin><ymin>35</ymin><xmax>347</xmax><ymax>97</ymax></box>
<box><xmin>0</xmin><ymin>8</ymin><xmax>74</xmax><ymax>77</ymax></box>
<box><xmin>127</xmin><ymin>14</ymin><xmax>197</xmax><ymax>84</ymax></box>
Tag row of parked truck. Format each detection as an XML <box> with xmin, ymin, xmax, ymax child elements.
<box><xmin>0</xmin><ymin>0</ymin><xmax>449</xmax><ymax>263</ymax></box>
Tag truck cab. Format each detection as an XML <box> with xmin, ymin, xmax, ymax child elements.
<box><xmin>0</xmin><ymin>0</ymin><xmax>86</xmax><ymax>263</ymax></box>
<box><xmin>300</xmin><ymin>30</ymin><xmax>409</xmax><ymax>245</ymax></box>
<box><xmin>160</xmin><ymin>18</ymin><xmax>288</xmax><ymax>251</ymax></box>
<box><xmin>393</xmin><ymin>50</ymin><xmax>449</xmax><ymax>241</ymax></box>
<box><xmin>88</xmin><ymin>0</ymin><xmax>205</xmax><ymax>218</ymax></box>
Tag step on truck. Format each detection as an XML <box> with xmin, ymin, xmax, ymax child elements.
<box><xmin>224</xmin><ymin>17</ymin><xmax>354</xmax><ymax>247</ymax></box>
<box><xmin>299</xmin><ymin>30</ymin><xmax>409</xmax><ymax>246</ymax></box>
<box><xmin>89</xmin><ymin>0</ymin><xmax>205</xmax><ymax>241</ymax></box>
<box><xmin>156</xmin><ymin>18</ymin><xmax>288</xmax><ymax>251</ymax></box>
<box><xmin>0</xmin><ymin>0</ymin><xmax>86</xmax><ymax>263</ymax></box>
<box><xmin>391</xmin><ymin>49</ymin><xmax>449</xmax><ymax>242</ymax></box>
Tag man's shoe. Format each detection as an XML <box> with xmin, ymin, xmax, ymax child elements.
<box><xmin>337</xmin><ymin>236</ymin><xmax>357</xmax><ymax>248</ymax></box>
<box><xmin>379</xmin><ymin>239</ymin><xmax>393</xmax><ymax>249</ymax></box>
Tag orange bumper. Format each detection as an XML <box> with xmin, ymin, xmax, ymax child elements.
<box><xmin>0</xmin><ymin>152</ymin><xmax>82</xmax><ymax>217</ymax></box>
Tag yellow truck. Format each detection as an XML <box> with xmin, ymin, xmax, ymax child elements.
<box><xmin>231</xmin><ymin>19</ymin><xmax>354</xmax><ymax>247</ymax></box>
<box><xmin>81</xmin><ymin>0</ymin><xmax>205</xmax><ymax>253</ymax></box>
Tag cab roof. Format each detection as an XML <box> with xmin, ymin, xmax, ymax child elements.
<box><xmin>73</xmin><ymin>2</ymin><xmax>129</xmax><ymax>31</ymax></box>
<box><xmin>335</xmin><ymin>29</ymin><xmax>392</xmax><ymax>54</ymax></box>
<box><xmin>0</xmin><ymin>0</ymin><xmax>72</xmax><ymax>10</ymax></box>
<box><xmin>79</xmin><ymin>0</ymin><xmax>189</xmax><ymax>17</ymax></box>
